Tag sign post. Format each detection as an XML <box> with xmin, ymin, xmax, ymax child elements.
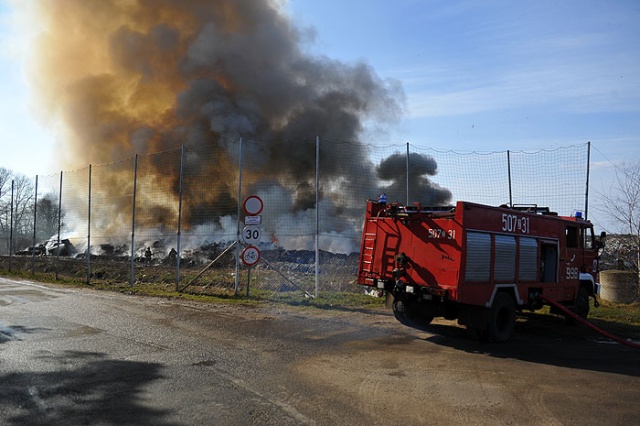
<box><xmin>242</xmin><ymin>195</ymin><xmax>264</xmax><ymax>297</ymax></box>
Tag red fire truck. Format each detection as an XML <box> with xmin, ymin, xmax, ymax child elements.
<box><xmin>357</xmin><ymin>199</ymin><xmax>606</xmax><ymax>342</ymax></box>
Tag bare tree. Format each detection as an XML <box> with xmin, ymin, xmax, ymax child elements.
<box><xmin>36</xmin><ymin>192</ymin><xmax>65</xmax><ymax>241</ymax></box>
<box><xmin>0</xmin><ymin>168</ymin><xmax>12</xmax><ymax>254</ymax></box>
<box><xmin>0</xmin><ymin>168</ymin><xmax>35</xmax><ymax>254</ymax></box>
<box><xmin>597</xmin><ymin>160</ymin><xmax>640</xmax><ymax>272</ymax></box>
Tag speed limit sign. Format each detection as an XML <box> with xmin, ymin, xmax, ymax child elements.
<box><xmin>241</xmin><ymin>245</ymin><xmax>260</xmax><ymax>267</ymax></box>
<box><xmin>242</xmin><ymin>225</ymin><xmax>262</xmax><ymax>245</ymax></box>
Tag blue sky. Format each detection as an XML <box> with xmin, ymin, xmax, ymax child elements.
<box><xmin>289</xmin><ymin>1</ymin><xmax>639</xmax><ymax>153</ymax></box>
<box><xmin>0</xmin><ymin>0</ymin><xmax>51</xmax><ymax>175</ymax></box>
<box><xmin>1</xmin><ymin>0</ymin><xmax>639</xmax><ymax>231</ymax></box>
<box><xmin>286</xmin><ymin>0</ymin><xmax>639</xmax><ymax>233</ymax></box>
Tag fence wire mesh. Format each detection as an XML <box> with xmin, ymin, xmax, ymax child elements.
<box><xmin>1</xmin><ymin>140</ymin><xmax>638</xmax><ymax>322</ymax></box>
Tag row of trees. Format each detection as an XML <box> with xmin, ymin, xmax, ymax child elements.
<box><xmin>0</xmin><ymin>167</ymin><xmax>64</xmax><ymax>255</ymax></box>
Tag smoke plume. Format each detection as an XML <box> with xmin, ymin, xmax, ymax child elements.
<box><xmin>377</xmin><ymin>152</ymin><xmax>452</xmax><ymax>205</ymax></box>
<box><xmin>23</xmin><ymin>0</ymin><xmax>450</xmax><ymax>253</ymax></box>
<box><xmin>27</xmin><ymin>1</ymin><xmax>399</xmax><ymax>166</ymax></box>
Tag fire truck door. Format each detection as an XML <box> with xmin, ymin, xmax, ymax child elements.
<box><xmin>562</xmin><ymin>225</ymin><xmax>581</xmax><ymax>281</ymax></box>
<box><xmin>540</xmin><ymin>241</ymin><xmax>558</xmax><ymax>283</ymax></box>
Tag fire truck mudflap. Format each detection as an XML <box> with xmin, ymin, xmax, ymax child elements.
<box><xmin>357</xmin><ymin>200</ymin><xmax>605</xmax><ymax>342</ymax></box>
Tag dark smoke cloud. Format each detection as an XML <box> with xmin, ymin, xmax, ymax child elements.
<box><xmin>28</xmin><ymin>0</ymin><xmax>401</xmax><ymax>171</ymax></box>
<box><xmin>377</xmin><ymin>152</ymin><xmax>452</xmax><ymax>205</ymax></box>
<box><xmin>23</xmin><ymin>0</ymin><xmax>450</xmax><ymax>252</ymax></box>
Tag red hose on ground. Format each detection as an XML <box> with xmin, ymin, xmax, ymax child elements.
<box><xmin>541</xmin><ymin>294</ymin><xmax>640</xmax><ymax>350</ymax></box>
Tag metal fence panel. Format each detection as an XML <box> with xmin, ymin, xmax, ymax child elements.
<box><xmin>1</xmin><ymin>140</ymin><xmax>593</xmax><ymax>295</ymax></box>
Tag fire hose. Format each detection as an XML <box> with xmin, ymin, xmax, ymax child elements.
<box><xmin>540</xmin><ymin>294</ymin><xmax>640</xmax><ymax>350</ymax></box>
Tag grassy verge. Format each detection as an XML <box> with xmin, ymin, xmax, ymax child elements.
<box><xmin>589</xmin><ymin>300</ymin><xmax>640</xmax><ymax>325</ymax></box>
<box><xmin>0</xmin><ymin>268</ymin><xmax>386</xmax><ymax>311</ymax></box>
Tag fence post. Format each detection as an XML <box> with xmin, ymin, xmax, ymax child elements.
<box><xmin>235</xmin><ymin>138</ymin><xmax>243</xmax><ymax>296</ymax></box>
<box><xmin>55</xmin><ymin>172</ymin><xmax>62</xmax><ymax>280</ymax></box>
<box><xmin>176</xmin><ymin>145</ymin><xmax>184</xmax><ymax>291</ymax></box>
<box><xmin>31</xmin><ymin>175</ymin><xmax>38</xmax><ymax>275</ymax></box>
<box><xmin>507</xmin><ymin>150</ymin><xmax>513</xmax><ymax>207</ymax></box>
<box><xmin>406</xmin><ymin>142</ymin><xmax>410</xmax><ymax>205</ymax></box>
<box><xmin>130</xmin><ymin>155</ymin><xmax>138</xmax><ymax>287</ymax></box>
<box><xmin>9</xmin><ymin>180</ymin><xmax>13</xmax><ymax>272</ymax></box>
<box><xmin>87</xmin><ymin>165</ymin><xmax>92</xmax><ymax>284</ymax></box>
<box><xmin>585</xmin><ymin>141</ymin><xmax>591</xmax><ymax>220</ymax></box>
<box><xmin>315</xmin><ymin>136</ymin><xmax>320</xmax><ymax>298</ymax></box>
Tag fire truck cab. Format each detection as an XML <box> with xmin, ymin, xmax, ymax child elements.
<box><xmin>357</xmin><ymin>200</ymin><xmax>605</xmax><ymax>342</ymax></box>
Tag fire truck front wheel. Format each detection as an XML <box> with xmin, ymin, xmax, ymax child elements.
<box><xmin>487</xmin><ymin>292</ymin><xmax>516</xmax><ymax>343</ymax></box>
<box><xmin>566</xmin><ymin>286</ymin><xmax>591</xmax><ymax>325</ymax></box>
<box><xmin>392</xmin><ymin>299</ymin><xmax>434</xmax><ymax>330</ymax></box>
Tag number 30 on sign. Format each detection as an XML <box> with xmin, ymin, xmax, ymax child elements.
<box><xmin>242</xmin><ymin>225</ymin><xmax>261</xmax><ymax>245</ymax></box>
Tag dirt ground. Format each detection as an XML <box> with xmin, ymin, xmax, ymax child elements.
<box><xmin>2</xmin><ymin>277</ymin><xmax>639</xmax><ymax>425</ymax></box>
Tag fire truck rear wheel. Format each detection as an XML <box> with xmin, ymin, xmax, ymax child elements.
<box><xmin>392</xmin><ymin>299</ymin><xmax>434</xmax><ymax>329</ymax></box>
<box><xmin>392</xmin><ymin>299</ymin><xmax>411</xmax><ymax>326</ymax></box>
<box><xmin>487</xmin><ymin>292</ymin><xmax>516</xmax><ymax>343</ymax></box>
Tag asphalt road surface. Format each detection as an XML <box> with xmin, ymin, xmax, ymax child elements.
<box><xmin>1</xmin><ymin>276</ymin><xmax>639</xmax><ymax>426</ymax></box>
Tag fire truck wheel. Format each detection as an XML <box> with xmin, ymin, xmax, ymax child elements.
<box><xmin>487</xmin><ymin>292</ymin><xmax>516</xmax><ymax>343</ymax></box>
<box><xmin>392</xmin><ymin>299</ymin><xmax>434</xmax><ymax>330</ymax></box>
<box><xmin>569</xmin><ymin>286</ymin><xmax>590</xmax><ymax>324</ymax></box>
<box><xmin>392</xmin><ymin>299</ymin><xmax>410</xmax><ymax>326</ymax></box>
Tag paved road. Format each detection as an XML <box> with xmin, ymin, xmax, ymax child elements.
<box><xmin>1</xmin><ymin>277</ymin><xmax>639</xmax><ymax>425</ymax></box>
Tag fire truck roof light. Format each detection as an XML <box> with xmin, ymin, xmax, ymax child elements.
<box><xmin>575</xmin><ymin>211</ymin><xmax>583</xmax><ymax>218</ymax></box>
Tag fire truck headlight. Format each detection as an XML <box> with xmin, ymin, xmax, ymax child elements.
<box><xmin>406</xmin><ymin>285</ymin><xmax>414</xmax><ymax>294</ymax></box>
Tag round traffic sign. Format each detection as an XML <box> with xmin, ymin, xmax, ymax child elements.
<box><xmin>243</xmin><ymin>195</ymin><xmax>263</xmax><ymax>215</ymax></box>
<box><xmin>241</xmin><ymin>245</ymin><xmax>261</xmax><ymax>267</ymax></box>
<box><xmin>242</xmin><ymin>225</ymin><xmax>262</xmax><ymax>245</ymax></box>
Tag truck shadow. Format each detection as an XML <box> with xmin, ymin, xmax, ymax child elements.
<box><xmin>420</xmin><ymin>315</ymin><xmax>640</xmax><ymax>377</ymax></box>
<box><xmin>0</xmin><ymin>350</ymin><xmax>178</xmax><ymax>426</ymax></box>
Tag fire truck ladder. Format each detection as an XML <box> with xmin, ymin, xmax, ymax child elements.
<box><xmin>360</xmin><ymin>227</ymin><xmax>378</xmax><ymax>276</ymax></box>
<box><xmin>361</xmin><ymin>222</ymin><xmax>398</xmax><ymax>279</ymax></box>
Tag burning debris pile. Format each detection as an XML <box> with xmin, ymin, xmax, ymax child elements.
<box><xmin>16</xmin><ymin>239</ymin><xmax>77</xmax><ymax>257</ymax></box>
<box><xmin>22</xmin><ymin>0</ymin><xmax>451</xmax><ymax>254</ymax></box>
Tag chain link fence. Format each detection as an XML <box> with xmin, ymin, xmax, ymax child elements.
<box><xmin>3</xmin><ymin>140</ymin><xmax>637</xmax><ymax>320</ymax></box>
